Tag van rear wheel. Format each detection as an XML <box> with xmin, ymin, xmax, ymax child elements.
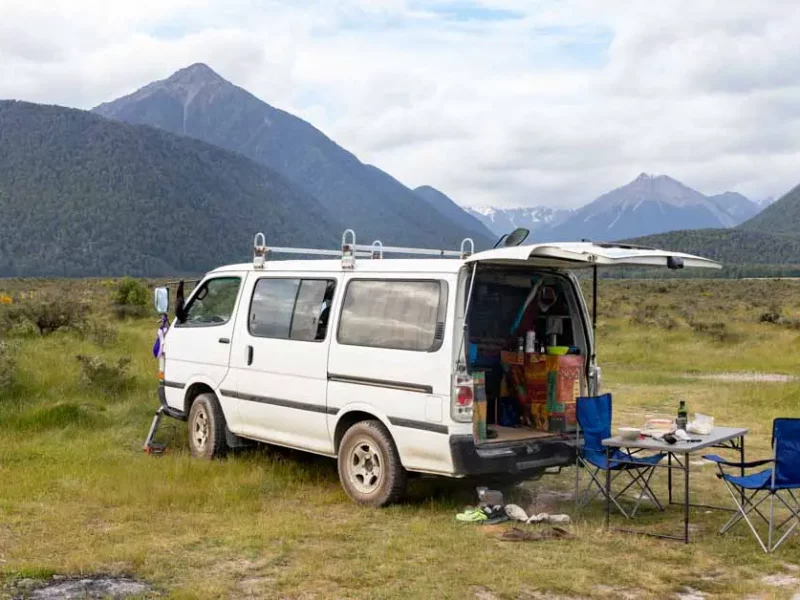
<box><xmin>187</xmin><ymin>393</ymin><xmax>227</xmax><ymax>459</ymax></box>
<box><xmin>338</xmin><ymin>420</ymin><xmax>406</xmax><ymax>507</ymax></box>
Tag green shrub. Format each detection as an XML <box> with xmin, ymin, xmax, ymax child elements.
<box><xmin>0</xmin><ymin>302</ymin><xmax>33</xmax><ymax>336</ymax></box>
<box><xmin>76</xmin><ymin>354</ymin><xmax>133</xmax><ymax>393</ymax></box>
<box><xmin>19</xmin><ymin>296</ymin><xmax>89</xmax><ymax>335</ymax></box>
<box><xmin>690</xmin><ymin>321</ymin><xmax>740</xmax><ymax>344</ymax></box>
<box><xmin>79</xmin><ymin>319</ymin><xmax>119</xmax><ymax>348</ymax></box>
<box><xmin>112</xmin><ymin>278</ymin><xmax>150</xmax><ymax>319</ymax></box>
<box><xmin>0</xmin><ymin>340</ymin><xmax>17</xmax><ymax>391</ymax></box>
<box><xmin>759</xmin><ymin>305</ymin><xmax>782</xmax><ymax>324</ymax></box>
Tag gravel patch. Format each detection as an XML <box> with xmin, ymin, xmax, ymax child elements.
<box><xmin>13</xmin><ymin>576</ymin><xmax>154</xmax><ymax>599</ymax></box>
<box><xmin>686</xmin><ymin>372</ymin><xmax>797</xmax><ymax>383</ymax></box>
<box><xmin>675</xmin><ymin>586</ymin><xmax>707</xmax><ymax>600</ymax></box>
<box><xmin>762</xmin><ymin>574</ymin><xmax>799</xmax><ymax>587</ymax></box>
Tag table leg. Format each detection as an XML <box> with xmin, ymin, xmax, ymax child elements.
<box><xmin>668</xmin><ymin>452</ymin><xmax>673</xmax><ymax>505</ymax></box>
<box><xmin>684</xmin><ymin>456</ymin><xmax>691</xmax><ymax>544</ymax></box>
<box><xmin>740</xmin><ymin>435</ymin><xmax>746</xmax><ymax>508</ymax></box>
<box><xmin>605</xmin><ymin>446</ymin><xmax>611</xmax><ymax>529</ymax></box>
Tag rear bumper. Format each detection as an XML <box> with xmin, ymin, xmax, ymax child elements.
<box><xmin>158</xmin><ymin>386</ymin><xmax>187</xmax><ymax>421</ymax></box>
<box><xmin>449</xmin><ymin>434</ymin><xmax>576</xmax><ymax>477</ymax></box>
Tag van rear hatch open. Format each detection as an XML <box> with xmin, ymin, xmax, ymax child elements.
<box><xmin>464</xmin><ymin>242</ymin><xmax>722</xmax><ymax>271</ymax></box>
<box><xmin>458</xmin><ymin>242</ymin><xmax>720</xmax><ymax>460</ymax></box>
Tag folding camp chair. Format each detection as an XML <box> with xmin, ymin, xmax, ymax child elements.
<box><xmin>575</xmin><ymin>394</ymin><xmax>666</xmax><ymax>518</ymax></box>
<box><xmin>704</xmin><ymin>418</ymin><xmax>800</xmax><ymax>553</ymax></box>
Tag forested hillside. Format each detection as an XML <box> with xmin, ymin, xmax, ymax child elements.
<box><xmin>627</xmin><ymin>229</ymin><xmax>800</xmax><ymax>265</ymax></box>
<box><xmin>626</xmin><ymin>181</ymin><xmax>800</xmax><ymax>269</ymax></box>
<box><xmin>739</xmin><ymin>183</ymin><xmax>800</xmax><ymax>236</ymax></box>
<box><xmin>0</xmin><ymin>101</ymin><xmax>340</xmax><ymax>276</ymax></box>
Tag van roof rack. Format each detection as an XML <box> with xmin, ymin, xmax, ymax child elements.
<box><xmin>253</xmin><ymin>229</ymin><xmax>475</xmax><ymax>270</ymax></box>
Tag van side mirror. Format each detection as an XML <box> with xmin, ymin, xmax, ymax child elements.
<box><xmin>154</xmin><ymin>287</ymin><xmax>169</xmax><ymax>314</ymax></box>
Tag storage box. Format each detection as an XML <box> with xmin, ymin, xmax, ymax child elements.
<box><xmin>546</xmin><ymin>355</ymin><xmax>584</xmax><ymax>432</ymax></box>
<box><xmin>500</xmin><ymin>352</ymin><xmax>584</xmax><ymax>433</ymax></box>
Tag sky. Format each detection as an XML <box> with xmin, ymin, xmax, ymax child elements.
<box><xmin>2</xmin><ymin>0</ymin><xmax>800</xmax><ymax>209</ymax></box>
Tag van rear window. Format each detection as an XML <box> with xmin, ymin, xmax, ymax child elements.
<box><xmin>337</xmin><ymin>280</ymin><xmax>446</xmax><ymax>352</ymax></box>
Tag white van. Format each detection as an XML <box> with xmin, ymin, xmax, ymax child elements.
<box><xmin>152</xmin><ymin>231</ymin><xmax>719</xmax><ymax>506</ymax></box>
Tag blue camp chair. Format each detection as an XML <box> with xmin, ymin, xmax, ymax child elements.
<box><xmin>704</xmin><ymin>418</ymin><xmax>800</xmax><ymax>552</ymax></box>
<box><xmin>576</xmin><ymin>394</ymin><xmax>665</xmax><ymax>518</ymax></box>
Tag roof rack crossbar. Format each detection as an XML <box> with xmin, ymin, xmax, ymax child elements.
<box><xmin>252</xmin><ymin>230</ymin><xmax>474</xmax><ymax>268</ymax></box>
<box><xmin>264</xmin><ymin>244</ymin><xmax>465</xmax><ymax>258</ymax></box>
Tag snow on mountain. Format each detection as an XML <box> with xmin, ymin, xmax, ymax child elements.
<box><xmin>544</xmin><ymin>173</ymin><xmax>759</xmax><ymax>242</ymax></box>
<box><xmin>467</xmin><ymin>174</ymin><xmax>764</xmax><ymax>243</ymax></box>
<box><xmin>464</xmin><ymin>206</ymin><xmax>573</xmax><ymax>237</ymax></box>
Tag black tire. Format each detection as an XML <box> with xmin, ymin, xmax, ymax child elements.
<box><xmin>187</xmin><ymin>393</ymin><xmax>227</xmax><ymax>459</ymax></box>
<box><xmin>338</xmin><ymin>420</ymin><xmax>407</xmax><ymax>507</ymax></box>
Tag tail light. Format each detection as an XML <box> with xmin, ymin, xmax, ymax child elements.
<box><xmin>456</xmin><ymin>386</ymin><xmax>473</xmax><ymax>406</ymax></box>
<box><xmin>158</xmin><ymin>353</ymin><xmax>166</xmax><ymax>382</ymax></box>
<box><xmin>452</xmin><ymin>374</ymin><xmax>474</xmax><ymax>422</ymax></box>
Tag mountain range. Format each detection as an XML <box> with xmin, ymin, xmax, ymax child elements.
<box><xmin>0</xmin><ymin>100</ymin><xmax>339</xmax><ymax>276</ymax></box>
<box><xmin>1</xmin><ymin>61</ymin><xmax>800</xmax><ymax>275</ymax></box>
<box><xmin>93</xmin><ymin>63</ymin><xmax>492</xmax><ymax>250</ymax></box>
<box><xmin>627</xmin><ymin>183</ymin><xmax>800</xmax><ymax>266</ymax></box>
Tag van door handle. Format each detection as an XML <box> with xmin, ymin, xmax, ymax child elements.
<box><xmin>218</xmin><ymin>337</ymin><xmax>230</xmax><ymax>344</ymax></box>
<box><xmin>246</xmin><ymin>345</ymin><xmax>254</xmax><ymax>366</ymax></box>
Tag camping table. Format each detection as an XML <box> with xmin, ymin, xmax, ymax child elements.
<box><xmin>602</xmin><ymin>426</ymin><xmax>748</xmax><ymax>543</ymax></box>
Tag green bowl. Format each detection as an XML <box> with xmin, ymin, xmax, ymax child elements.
<box><xmin>546</xmin><ymin>346</ymin><xmax>569</xmax><ymax>356</ymax></box>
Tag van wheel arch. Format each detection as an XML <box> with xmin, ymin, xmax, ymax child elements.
<box><xmin>334</xmin><ymin>411</ymin><xmax>392</xmax><ymax>453</ymax></box>
<box><xmin>183</xmin><ymin>382</ymin><xmax>215</xmax><ymax>417</ymax></box>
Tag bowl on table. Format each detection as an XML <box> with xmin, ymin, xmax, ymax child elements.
<box><xmin>618</xmin><ymin>427</ymin><xmax>641</xmax><ymax>441</ymax></box>
<box><xmin>546</xmin><ymin>346</ymin><xmax>570</xmax><ymax>356</ymax></box>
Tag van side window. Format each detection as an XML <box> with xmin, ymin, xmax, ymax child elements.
<box><xmin>179</xmin><ymin>277</ymin><xmax>241</xmax><ymax>327</ymax></box>
<box><xmin>337</xmin><ymin>280</ymin><xmax>447</xmax><ymax>352</ymax></box>
<box><xmin>249</xmin><ymin>278</ymin><xmax>336</xmax><ymax>341</ymax></box>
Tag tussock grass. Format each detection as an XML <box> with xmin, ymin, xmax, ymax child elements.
<box><xmin>1</xmin><ymin>278</ymin><xmax>800</xmax><ymax>598</ymax></box>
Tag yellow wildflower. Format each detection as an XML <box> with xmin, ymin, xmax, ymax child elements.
<box><xmin>0</xmin><ymin>294</ymin><xmax>12</xmax><ymax>305</ymax></box>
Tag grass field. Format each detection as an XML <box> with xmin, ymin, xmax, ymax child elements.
<box><xmin>1</xmin><ymin>278</ymin><xmax>800</xmax><ymax>599</ymax></box>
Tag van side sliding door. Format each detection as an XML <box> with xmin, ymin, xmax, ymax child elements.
<box><xmin>224</xmin><ymin>272</ymin><xmax>340</xmax><ymax>454</ymax></box>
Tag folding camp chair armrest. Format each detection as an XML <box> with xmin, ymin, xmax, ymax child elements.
<box><xmin>703</xmin><ymin>454</ymin><xmax>773</xmax><ymax>469</ymax></box>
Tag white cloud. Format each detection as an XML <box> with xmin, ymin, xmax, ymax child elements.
<box><xmin>1</xmin><ymin>0</ymin><xmax>799</xmax><ymax>208</ymax></box>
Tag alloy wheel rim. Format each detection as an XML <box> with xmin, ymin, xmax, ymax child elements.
<box><xmin>348</xmin><ymin>438</ymin><xmax>383</xmax><ymax>494</ymax></box>
<box><xmin>193</xmin><ymin>407</ymin><xmax>209</xmax><ymax>452</ymax></box>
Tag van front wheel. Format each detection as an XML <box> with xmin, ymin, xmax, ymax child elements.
<box><xmin>338</xmin><ymin>420</ymin><xmax>406</xmax><ymax>507</ymax></box>
<box><xmin>187</xmin><ymin>393</ymin><xmax>227</xmax><ymax>459</ymax></box>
